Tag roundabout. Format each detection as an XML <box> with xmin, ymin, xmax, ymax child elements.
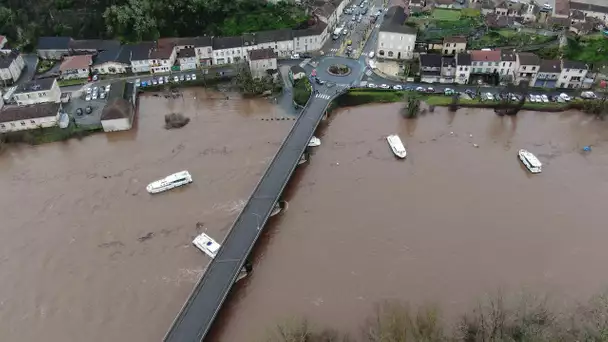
<box><xmin>312</xmin><ymin>56</ymin><xmax>363</xmax><ymax>85</ymax></box>
<box><xmin>327</xmin><ymin>64</ymin><xmax>352</xmax><ymax>76</ymax></box>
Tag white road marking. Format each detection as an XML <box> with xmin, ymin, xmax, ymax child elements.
<box><xmin>315</xmin><ymin>93</ymin><xmax>332</xmax><ymax>99</ymax></box>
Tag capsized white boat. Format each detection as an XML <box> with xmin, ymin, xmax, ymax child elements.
<box><xmin>518</xmin><ymin>149</ymin><xmax>542</xmax><ymax>173</ymax></box>
<box><xmin>270</xmin><ymin>200</ymin><xmax>289</xmax><ymax>217</ymax></box>
<box><xmin>308</xmin><ymin>136</ymin><xmax>321</xmax><ymax>147</ymax></box>
<box><xmin>192</xmin><ymin>233</ymin><xmax>220</xmax><ymax>258</ymax></box>
<box><xmin>192</xmin><ymin>232</ymin><xmax>249</xmax><ymax>281</ymax></box>
<box><xmin>386</xmin><ymin>134</ymin><xmax>407</xmax><ymax>158</ymax></box>
<box><xmin>146</xmin><ymin>171</ymin><xmax>193</xmax><ymax>194</ymax></box>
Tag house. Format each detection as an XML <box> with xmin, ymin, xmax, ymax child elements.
<box><xmin>480</xmin><ymin>0</ymin><xmax>495</xmax><ymax>15</ymax></box>
<box><xmin>558</xmin><ymin>60</ymin><xmax>588</xmax><ymax>88</ymax></box>
<box><xmin>0</xmin><ymin>102</ymin><xmax>62</xmax><ymax>133</ymax></box>
<box><xmin>455</xmin><ymin>53</ymin><xmax>472</xmax><ymax>84</ymax></box>
<box><xmin>37</xmin><ymin>36</ymin><xmax>72</xmax><ymax>60</ymax></box>
<box><xmin>93</xmin><ymin>46</ymin><xmax>132</xmax><ymax>74</ymax></box>
<box><xmin>409</xmin><ymin>0</ymin><xmax>425</xmax><ymax>11</ymax></box>
<box><xmin>255</xmin><ymin>30</ymin><xmax>294</xmax><ymax>58</ymax></box>
<box><xmin>59</xmin><ymin>54</ymin><xmax>92</xmax><ymax>80</ymax></box>
<box><xmin>289</xmin><ymin>65</ymin><xmax>307</xmax><ymax>83</ymax></box>
<box><xmin>442</xmin><ymin>36</ymin><xmax>467</xmax><ymax>55</ymax></box>
<box><xmin>547</xmin><ymin>17</ymin><xmax>571</xmax><ymax>29</ymax></box>
<box><xmin>12</xmin><ymin>78</ymin><xmax>61</xmax><ymax>106</ymax></box>
<box><xmin>495</xmin><ymin>1</ymin><xmax>508</xmax><ymax>16</ymax></box>
<box><xmin>441</xmin><ymin>56</ymin><xmax>456</xmax><ymax>83</ymax></box>
<box><xmin>570</xmin><ymin>9</ymin><xmax>586</xmax><ymax>23</ymax></box>
<box><xmin>149</xmin><ymin>43</ymin><xmax>177</xmax><ymax>73</ymax></box>
<box><xmin>248</xmin><ymin>48</ymin><xmax>278</xmax><ymax>79</ymax></box>
<box><xmin>242</xmin><ymin>33</ymin><xmax>259</xmax><ymax>61</ymax></box>
<box><xmin>177</xmin><ymin>48</ymin><xmax>197</xmax><ymax>71</ymax></box>
<box><xmin>554</xmin><ymin>0</ymin><xmax>570</xmax><ymax>18</ymax></box>
<box><xmin>0</xmin><ymin>51</ymin><xmax>25</xmax><ymax>85</ymax></box>
<box><xmin>129</xmin><ymin>42</ymin><xmax>154</xmax><ymax>73</ymax></box>
<box><xmin>532</xmin><ymin>60</ymin><xmax>561</xmax><ymax>88</ymax></box>
<box><xmin>212</xmin><ymin>36</ymin><xmax>244</xmax><ymax>65</ymax></box>
<box><xmin>499</xmin><ymin>49</ymin><xmax>517</xmax><ymax>82</ymax></box>
<box><xmin>570</xmin><ymin>21</ymin><xmax>594</xmax><ymax>35</ymax></box>
<box><xmin>0</xmin><ymin>35</ymin><xmax>6</xmax><ymax>49</ymax></box>
<box><xmin>514</xmin><ymin>52</ymin><xmax>540</xmax><ymax>86</ymax></box>
<box><xmin>377</xmin><ymin>6</ymin><xmax>417</xmax><ymax>60</ymax></box>
<box><xmin>570</xmin><ymin>1</ymin><xmax>608</xmax><ymax>24</ymax></box>
<box><xmin>69</xmin><ymin>39</ymin><xmax>121</xmax><ymax>54</ymax></box>
<box><xmin>100</xmin><ymin>81</ymin><xmax>136</xmax><ymax>132</ymax></box>
<box><xmin>521</xmin><ymin>3</ymin><xmax>540</xmax><ymax>22</ymax></box>
<box><xmin>293</xmin><ymin>21</ymin><xmax>329</xmax><ymax>53</ymax></box>
<box><xmin>470</xmin><ymin>50</ymin><xmax>501</xmax><ymax>74</ymax></box>
<box><xmin>193</xmin><ymin>37</ymin><xmax>214</xmax><ymax>67</ymax></box>
<box><xmin>419</xmin><ymin>53</ymin><xmax>442</xmax><ymax>83</ymax></box>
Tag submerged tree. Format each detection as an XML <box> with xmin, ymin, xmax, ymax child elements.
<box><xmin>401</xmin><ymin>92</ymin><xmax>422</xmax><ymax>118</ymax></box>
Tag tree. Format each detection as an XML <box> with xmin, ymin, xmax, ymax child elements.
<box><xmin>401</xmin><ymin>92</ymin><xmax>421</xmax><ymax>118</ymax></box>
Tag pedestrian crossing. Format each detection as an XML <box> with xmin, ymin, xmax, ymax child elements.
<box><xmin>328</xmin><ymin>48</ymin><xmax>339</xmax><ymax>52</ymax></box>
<box><xmin>298</xmin><ymin>58</ymin><xmax>311</xmax><ymax>68</ymax></box>
<box><xmin>375</xmin><ymin>24</ymin><xmax>380</xmax><ymax>28</ymax></box>
<box><xmin>365</xmin><ymin>69</ymin><xmax>373</xmax><ymax>76</ymax></box>
<box><xmin>315</xmin><ymin>93</ymin><xmax>332</xmax><ymax>100</ymax></box>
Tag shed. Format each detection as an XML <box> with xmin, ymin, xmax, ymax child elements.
<box><xmin>100</xmin><ymin>80</ymin><xmax>136</xmax><ymax>132</ymax></box>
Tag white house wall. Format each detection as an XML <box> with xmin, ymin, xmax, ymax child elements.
<box><xmin>376</xmin><ymin>32</ymin><xmax>416</xmax><ymax>60</ymax></box>
<box><xmin>0</xmin><ymin>114</ymin><xmax>59</xmax><ymax>133</ymax></box>
<box><xmin>101</xmin><ymin>118</ymin><xmax>132</xmax><ymax>132</ymax></box>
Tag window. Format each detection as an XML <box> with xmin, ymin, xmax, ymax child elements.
<box><xmin>579</xmin><ymin>70</ymin><xmax>583</xmax><ymax>73</ymax></box>
<box><xmin>20</xmin><ymin>121</ymin><xmax>25</xmax><ymax>126</ymax></box>
<box><xmin>509</xmin><ymin>62</ymin><xmax>512</xmax><ymax>67</ymax></box>
<box><xmin>30</xmin><ymin>120</ymin><xmax>36</xmax><ymax>124</ymax></box>
<box><xmin>459</xmin><ymin>67</ymin><xmax>463</xmax><ymax>71</ymax></box>
<box><xmin>10</xmin><ymin>123</ymin><xmax>15</xmax><ymax>127</ymax></box>
<box><xmin>0</xmin><ymin>124</ymin><xmax>5</xmax><ymax>128</ymax></box>
<box><xmin>531</xmin><ymin>66</ymin><xmax>536</xmax><ymax>71</ymax></box>
<box><xmin>565</xmin><ymin>69</ymin><xmax>569</xmax><ymax>72</ymax></box>
<box><xmin>522</xmin><ymin>66</ymin><xmax>527</xmax><ymax>70</ymax></box>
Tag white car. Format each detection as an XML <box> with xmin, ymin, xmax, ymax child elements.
<box><xmin>158</xmin><ymin>78</ymin><xmax>164</xmax><ymax>85</ymax></box>
<box><xmin>380</xmin><ymin>84</ymin><xmax>390</xmax><ymax>89</ymax></box>
<box><xmin>100</xmin><ymin>91</ymin><xmax>106</xmax><ymax>99</ymax></box>
<box><xmin>85</xmin><ymin>94</ymin><xmax>91</xmax><ymax>101</ymax></box>
<box><xmin>528</xmin><ymin>95</ymin><xmax>537</xmax><ymax>102</ymax></box>
<box><xmin>164</xmin><ymin>76</ymin><xmax>169</xmax><ymax>83</ymax></box>
<box><xmin>86</xmin><ymin>87</ymin><xmax>92</xmax><ymax>94</ymax></box>
<box><xmin>581</xmin><ymin>91</ymin><xmax>597</xmax><ymax>99</ymax></box>
<box><xmin>367</xmin><ymin>83</ymin><xmax>377</xmax><ymax>88</ymax></box>
<box><xmin>416</xmin><ymin>86</ymin><xmax>425</xmax><ymax>92</ymax></box>
<box><xmin>484</xmin><ymin>93</ymin><xmax>495</xmax><ymax>100</ymax></box>
<box><xmin>186</xmin><ymin>74</ymin><xmax>191</xmax><ymax>81</ymax></box>
<box><xmin>191</xmin><ymin>74</ymin><xmax>197</xmax><ymax>80</ymax></box>
<box><xmin>174</xmin><ymin>76</ymin><xmax>179</xmax><ymax>82</ymax></box>
<box><xmin>291</xmin><ymin>54</ymin><xmax>300</xmax><ymax>59</ymax></box>
<box><xmin>559</xmin><ymin>93</ymin><xmax>571</xmax><ymax>101</ymax></box>
<box><xmin>343</xmin><ymin>29</ymin><xmax>349</xmax><ymax>36</ymax></box>
<box><xmin>368</xmin><ymin>51</ymin><xmax>375</xmax><ymax>58</ymax></box>
<box><xmin>152</xmin><ymin>79</ymin><xmax>158</xmax><ymax>85</ymax></box>
<box><xmin>393</xmin><ymin>85</ymin><xmax>403</xmax><ymax>90</ymax></box>
<box><xmin>92</xmin><ymin>86</ymin><xmax>98</xmax><ymax>94</ymax></box>
<box><xmin>105</xmin><ymin>85</ymin><xmax>111</xmax><ymax>92</ymax></box>
<box><xmin>534</xmin><ymin>95</ymin><xmax>542</xmax><ymax>102</ymax></box>
<box><xmin>541</xmin><ymin>94</ymin><xmax>549</xmax><ymax>103</ymax></box>
<box><xmin>92</xmin><ymin>92</ymin><xmax>98</xmax><ymax>100</ymax></box>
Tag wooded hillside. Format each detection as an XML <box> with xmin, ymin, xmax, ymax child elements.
<box><xmin>0</xmin><ymin>0</ymin><xmax>309</xmax><ymax>50</ymax></box>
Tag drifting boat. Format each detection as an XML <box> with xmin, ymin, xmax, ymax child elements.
<box><xmin>308</xmin><ymin>136</ymin><xmax>321</xmax><ymax>147</ymax></box>
<box><xmin>518</xmin><ymin>149</ymin><xmax>542</xmax><ymax>174</ymax></box>
<box><xmin>146</xmin><ymin>171</ymin><xmax>193</xmax><ymax>194</ymax></box>
<box><xmin>192</xmin><ymin>232</ymin><xmax>249</xmax><ymax>281</ymax></box>
<box><xmin>386</xmin><ymin>134</ymin><xmax>407</xmax><ymax>158</ymax></box>
<box><xmin>270</xmin><ymin>200</ymin><xmax>289</xmax><ymax>217</ymax></box>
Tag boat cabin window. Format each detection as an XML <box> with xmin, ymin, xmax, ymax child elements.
<box><xmin>173</xmin><ymin>177</ymin><xmax>187</xmax><ymax>184</ymax></box>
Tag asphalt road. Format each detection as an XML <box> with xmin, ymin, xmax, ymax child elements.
<box><xmin>12</xmin><ymin>54</ymin><xmax>38</xmax><ymax>87</ymax></box>
<box><xmin>163</xmin><ymin>94</ymin><xmax>336</xmax><ymax>342</ymax></box>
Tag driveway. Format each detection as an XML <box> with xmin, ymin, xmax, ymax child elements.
<box><xmin>14</xmin><ymin>54</ymin><xmax>38</xmax><ymax>86</ymax></box>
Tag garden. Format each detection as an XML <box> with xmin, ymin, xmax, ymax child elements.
<box><xmin>469</xmin><ymin>29</ymin><xmax>557</xmax><ymax>49</ymax></box>
<box><xmin>408</xmin><ymin>8</ymin><xmax>483</xmax><ymax>41</ymax></box>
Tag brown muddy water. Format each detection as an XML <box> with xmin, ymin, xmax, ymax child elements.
<box><xmin>0</xmin><ymin>88</ymin><xmax>292</xmax><ymax>342</ymax></box>
<box><xmin>211</xmin><ymin>104</ymin><xmax>608</xmax><ymax>341</ymax></box>
<box><xmin>2</xmin><ymin>93</ymin><xmax>608</xmax><ymax>342</ymax></box>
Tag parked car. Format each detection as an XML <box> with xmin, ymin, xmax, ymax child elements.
<box><xmin>368</xmin><ymin>51</ymin><xmax>375</xmax><ymax>58</ymax></box>
<box><xmin>559</xmin><ymin>93</ymin><xmax>571</xmax><ymax>101</ymax></box>
<box><xmin>85</xmin><ymin>87</ymin><xmax>92</xmax><ymax>94</ymax></box>
<box><xmin>444</xmin><ymin>88</ymin><xmax>455</xmax><ymax>95</ymax></box>
<box><xmin>158</xmin><ymin>78</ymin><xmax>164</xmax><ymax>85</ymax></box>
<box><xmin>180</xmin><ymin>74</ymin><xmax>185</xmax><ymax>81</ymax></box>
<box><xmin>426</xmin><ymin>87</ymin><xmax>435</xmax><ymax>93</ymax></box>
<box><xmin>92</xmin><ymin>92</ymin><xmax>98</xmax><ymax>100</ymax></box>
<box><xmin>392</xmin><ymin>85</ymin><xmax>402</xmax><ymax>90</ymax></box>
<box><xmin>367</xmin><ymin>83</ymin><xmax>377</xmax><ymax>88</ymax></box>
<box><xmin>152</xmin><ymin>79</ymin><xmax>158</xmax><ymax>85</ymax></box>
<box><xmin>191</xmin><ymin>74</ymin><xmax>197</xmax><ymax>80</ymax></box>
<box><xmin>100</xmin><ymin>91</ymin><xmax>106</xmax><ymax>99</ymax></box>
<box><xmin>540</xmin><ymin>94</ymin><xmax>549</xmax><ymax>102</ymax></box>
<box><xmin>135</xmin><ymin>79</ymin><xmax>141</xmax><ymax>87</ymax></box>
<box><xmin>416</xmin><ymin>86</ymin><xmax>425</xmax><ymax>92</ymax></box>
<box><xmin>291</xmin><ymin>53</ymin><xmax>300</xmax><ymax>59</ymax></box>
<box><xmin>174</xmin><ymin>76</ymin><xmax>179</xmax><ymax>82</ymax></box>
<box><xmin>186</xmin><ymin>74</ymin><xmax>191</xmax><ymax>81</ymax></box>
<box><xmin>85</xmin><ymin>94</ymin><xmax>91</xmax><ymax>101</ymax></box>
<box><xmin>534</xmin><ymin>95</ymin><xmax>542</xmax><ymax>102</ymax></box>
<box><xmin>141</xmin><ymin>81</ymin><xmax>148</xmax><ymax>87</ymax></box>
<box><xmin>92</xmin><ymin>86</ymin><xmax>98</xmax><ymax>94</ymax></box>
<box><xmin>380</xmin><ymin>84</ymin><xmax>390</xmax><ymax>89</ymax></box>
<box><xmin>76</xmin><ymin>108</ymin><xmax>83</xmax><ymax>116</ymax></box>
<box><xmin>581</xmin><ymin>91</ymin><xmax>597</xmax><ymax>99</ymax></box>
<box><xmin>484</xmin><ymin>92</ymin><xmax>495</xmax><ymax>100</ymax></box>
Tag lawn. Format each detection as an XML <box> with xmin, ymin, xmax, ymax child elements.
<box><xmin>431</xmin><ymin>8</ymin><xmax>461</xmax><ymax>21</ymax></box>
<box><xmin>58</xmin><ymin>78</ymin><xmax>87</xmax><ymax>87</ymax></box>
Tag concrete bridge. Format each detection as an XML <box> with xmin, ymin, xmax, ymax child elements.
<box><xmin>163</xmin><ymin>89</ymin><xmax>345</xmax><ymax>342</ymax></box>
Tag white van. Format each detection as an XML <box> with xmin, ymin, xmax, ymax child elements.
<box><xmin>368</xmin><ymin>51</ymin><xmax>375</xmax><ymax>58</ymax></box>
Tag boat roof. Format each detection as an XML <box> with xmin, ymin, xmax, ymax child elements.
<box><xmin>521</xmin><ymin>150</ymin><xmax>542</xmax><ymax>167</ymax></box>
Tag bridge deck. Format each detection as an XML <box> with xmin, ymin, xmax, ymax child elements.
<box><xmin>163</xmin><ymin>96</ymin><xmax>332</xmax><ymax>342</ymax></box>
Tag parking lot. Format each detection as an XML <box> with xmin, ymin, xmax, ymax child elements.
<box><xmin>63</xmin><ymin>85</ymin><xmax>110</xmax><ymax>126</ymax></box>
<box><xmin>135</xmin><ymin>72</ymin><xmax>202</xmax><ymax>87</ymax></box>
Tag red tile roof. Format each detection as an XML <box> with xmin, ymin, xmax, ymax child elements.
<box><xmin>60</xmin><ymin>55</ymin><xmax>93</xmax><ymax>72</ymax></box>
<box><xmin>470</xmin><ymin>50</ymin><xmax>501</xmax><ymax>62</ymax></box>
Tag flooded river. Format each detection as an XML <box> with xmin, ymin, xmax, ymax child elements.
<box><xmin>2</xmin><ymin>92</ymin><xmax>608</xmax><ymax>341</ymax></box>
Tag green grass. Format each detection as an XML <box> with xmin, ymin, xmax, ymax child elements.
<box><xmin>431</xmin><ymin>8</ymin><xmax>461</xmax><ymax>21</ymax></box>
<box><xmin>58</xmin><ymin>78</ymin><xmax>87</xmax><ymax>87</ymax></box>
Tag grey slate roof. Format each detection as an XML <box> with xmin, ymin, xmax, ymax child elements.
<box><xmin>456</xmin><ymin>53</ymin><xmax>472</xmax><ymax>66</ymax></box>
<box><xmin>420</xmin><ymin>53</ymin><xmax>442</xmax><ymax>67</ymax></box>
<box><xmin>501</xmin><ymin>49</ymin><xmax>517</xmax><ymax>61</ymax></box>
<box><xmin>248</xmin><ymin>48</ymin><xmax>278</xmax><ymax>60</ymax></box>
<box><xmin>517</xmin><ymin>52</ymin><xmax>540</xmax><ymax>66</ymax></box>
<box><xmin>570</xmin><ymin>1</ymin><xmax>608</xmax><ymax>14</ymax></box>
<box><xmin>70</xmin><ymin>39</ymin><xmax>121</xmax><ymax>51</ymax></box>
<box><xmin>293</xmin><ymin>21</ymin><xmax>328</xmax><ymax>37</ymax></box>
<box><xmin>178</xmin><ymin>47</ymin><xmax>196</xmax><ymax>59</ymax></box>
<box><xmin>193</xmin><ymin>36</ymin><xmax>213</xmax><ymax>47</ymax></box>
<box><xmin>380</xmin><ymin>6</ymin><xmax>417</xmax><ymax>35</ymax></box>
<box><xmin>37</xmin><ymin>36</ymin><xmax>72</xmax><ymax>50</ymax></box>
<box><xmin>538</xmin><ymin>59</ymin><xmax>562</xmax><ymax>73</ymax></box>
<box><xmin>243</xmin><ymin>33</ymin><xmax>257</xmax><ymax>47</ymax></box>
<box><xmin>256</xmin><ymin>29</ymin><xmax>293</xmax><ymax>43</ymax></box>
<box><xmin>128</xmin><ymin>42</ymin><xmax>153</xmax><ymax>61</ymax></box>
<box><xmin>563</xmin><ymin>60</ymin><xmax>587</xmax><ymax>70</ymax></box>
<box><xmin>0</xmin><ymin>103</ymin><xmax>61</xmax><ymax>123</ymax></box>
<box><xmin>212</xmin><ymin>36</ymin><xmax>243</xmax><ymax>50</ymax></box>
<box><xmin>15</xmin><ymin>78</ymin><xmax>56</xmax><ymax>94</ymax></box>
<box><xmin>0</xmin><ymin>51</ymin><xmax>19</xmax><ymax>69</ymax></box>
<box><xmin>94</xmin><ymin>46</ymin><xmax>131</xmax><ymax>66</ymax></box>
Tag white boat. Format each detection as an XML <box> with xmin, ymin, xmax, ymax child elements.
<box><xmin>386</xmin><ymin>134</ymin><xmax>407</xmax><ymax>158</ymax></box>
<box><xmin>192</xmin><ymin>233</ymin><xmax>249</xmax><ymax>281</ymax></box>
<box><xmin>308</xmin><ymin>136</ymin><xmax>321</xmax><ymax>147</ymax></box>
<box><xmin>146</xmin><ymin>171</ymin><xmax>193</xmax><ymax>194</ymax></box>
<box><xmin>518</xmin><ymin>149</ymin><xmax>542</xmax><ymax>173</ymax></box>
<box><xmin>192</xmin><ymin>233</ymin><xmax>220</xmax><ymax>258</ymax></box>
<box><xmin>270</xmin><ymin>200</ymin><xmax>288</xmax><ymax>217</ymax></box>
<box><xmin>298</xmin><ymin>153</ymin><xmax>308</xmax><ymax>165</ymax></box>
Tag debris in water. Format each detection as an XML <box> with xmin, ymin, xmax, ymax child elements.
<box><xmin>473</xmin><ymin>143</ymin><xmax>479</xmax><ymax>148</ymax></box>
<box><xmin>164</xmin><ymin>113</ymin><xmax>190</xmax><ymax>129</ymax></box>
<box><xmin>469</xmin><ymin>134</ymin><xmax>473</xmax><ymax>138</ymax></box>
<box><xmin>450</xmin><ymin>131</ymin><xmax>454</xmax><ymax>135</ymax></box>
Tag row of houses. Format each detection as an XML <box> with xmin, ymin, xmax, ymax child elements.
<box><xmin>419</xmin><ymin>49</ymin><xmax>594</xmax><ymax>89</ymax></box>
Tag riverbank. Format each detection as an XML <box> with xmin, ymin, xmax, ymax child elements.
<box><xmin>0</xmin><ymin>123</ymin><xmax>102</xmax><ymax>148</ymax></box>
<box><xmin>332</xmin><ymin>88</ymin><xmax>593</xmax><ymax>113</ymax></box>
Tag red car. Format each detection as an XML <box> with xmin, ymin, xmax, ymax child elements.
<box><xmin>311</xmin><ymin>69</ymin><xmax>317</xmax><ymax>77</ymax></box>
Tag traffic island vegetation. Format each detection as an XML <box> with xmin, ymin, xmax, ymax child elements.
<box><xmin>293</xmin><ymin>78</ymin><xmax>312</xmax><ymax>107</ymax></box>
<box><xmin>262</xmin><ymin>292</ymin><xmax>608</xmax><ymax>342</ymax></box>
